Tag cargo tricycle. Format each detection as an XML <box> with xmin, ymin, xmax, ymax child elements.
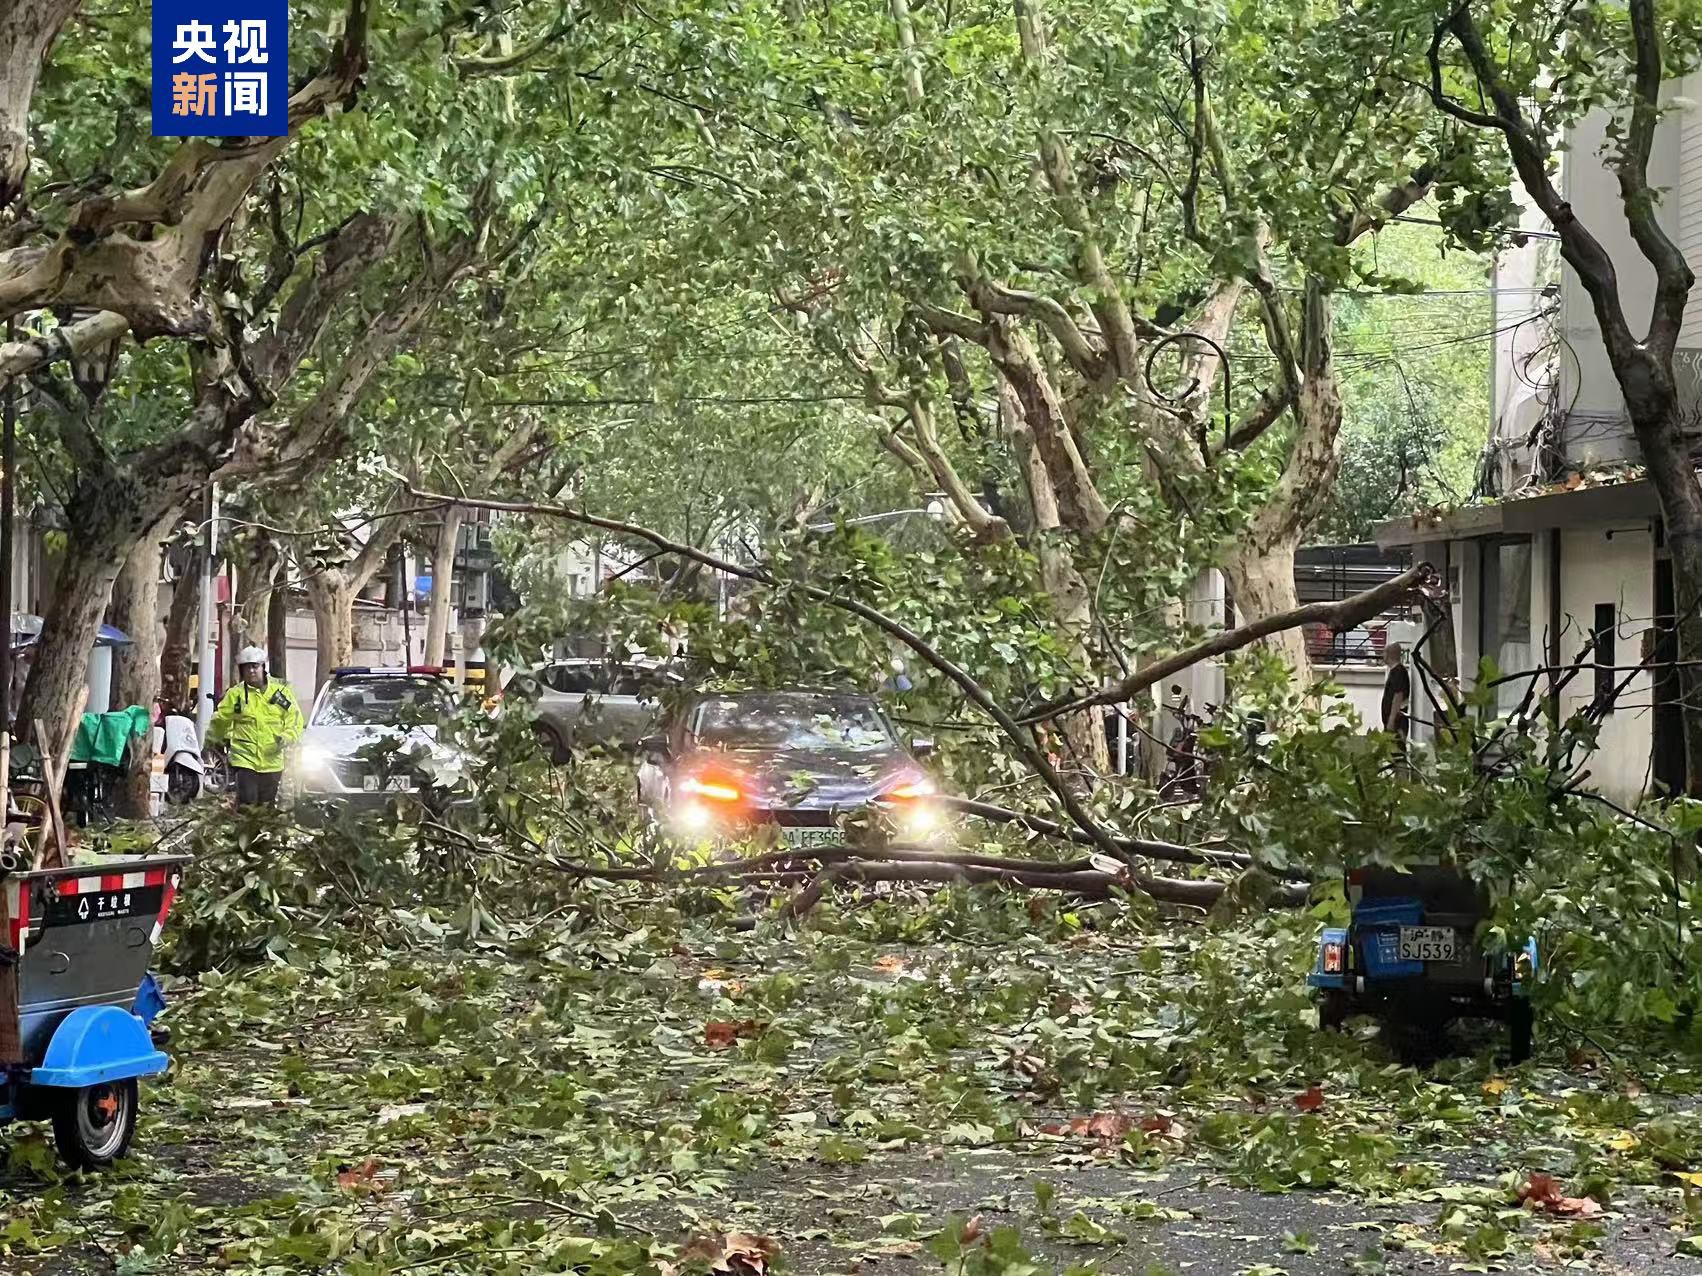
<box><xmin>1</xmin><ymin>852</ymin><xmax>188</xmax><ymax>1167</ymax></box>
<box><xmin>1308</xmin><ymin>864</ymin><xmax>1537</xmax><ymax>1062</ymax></box>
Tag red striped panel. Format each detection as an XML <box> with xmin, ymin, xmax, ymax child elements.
<box><xmin>144</xmin><ymin>868</ymin><xmax>167</xmax><ymax>887</ymax></box>
<box><xmin>57</xmin><ymin>877</ymin><xmax>81</xmax><ymax>896</ymax></box>
<box><xmin>156</xmin><ymin>877</ymin><xmax>178</xmax><ymax>926</ymax></box>
<box><xmin>101</xmin><ymin>873</ymin><xmax>124</xmax><ymax>892</ymax></box>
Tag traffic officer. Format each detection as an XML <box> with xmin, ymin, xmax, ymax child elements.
<box><xmin>207</xmin><ymin>646</ymin><xmax>304</xmax><ymax>806</ymax></box>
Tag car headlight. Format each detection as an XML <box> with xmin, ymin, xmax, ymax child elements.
<box><xmin>897</xmin><ymin>801</ymin><xmax>942</xmax><ymax>839</ymax></box>
<box><xmin>295</xmin><ymin>744</ymin><xmax>332</xmax><ymax>774</ymax></box>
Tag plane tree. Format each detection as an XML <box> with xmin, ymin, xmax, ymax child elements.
<box><xmin>4</xmin><ymin>0</ymin><xmax>614</xmax><ymax>748</ymax></box>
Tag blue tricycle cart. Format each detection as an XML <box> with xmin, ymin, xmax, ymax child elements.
<box><xmin>2</xmin><ymin>852</ymin><xmax>187</xmax><ymax>1167</ymax></box>
<box><xmin>1308</xmin><ymin>864</ymin><xmax>1537</xmax><ymax>1062</ymax></box>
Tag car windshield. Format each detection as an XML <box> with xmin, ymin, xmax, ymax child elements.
<box><xmin>314</xmin><ymin>677</ymin><xmax>450</xmax><ymax>727</ymax></box>
<box><xmin>691</xmin><ymin>695</ymin><xmax>893</xmax><ymax>752</ymax></box>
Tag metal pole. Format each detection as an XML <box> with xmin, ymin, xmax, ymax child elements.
<box><xmin>0</xmin><ymin>317</ymin><xmax>15</xmax><ymax>746</ymax></box>
<box><xmin>194</xmin><ymin>483</ymin><xmax>218</xmax><ymax>743</ymax></box>
<box><xmin>401</xmin><ymin>548</ymin><xmax>412</xmax><ymax>664</ymax></box>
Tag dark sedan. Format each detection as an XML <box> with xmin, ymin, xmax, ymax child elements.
<box><xmin>636</xmin><ymin>690</ymin><xmax>942</xmax><ymax>849</ymax></box>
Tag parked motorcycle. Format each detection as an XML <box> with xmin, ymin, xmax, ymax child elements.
<box><xmin>1157</xmin><ymin>685</ymin><xmax>1213</xmax><ymax>799</ymax></box>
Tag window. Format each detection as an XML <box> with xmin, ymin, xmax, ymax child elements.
<box><xmin>1594</xmin><ymin>603</ymin><xmax>1617</xmax><ymax>710</ymax></box>
<box><xmin>1482</xmin><ymin>537</ymin><xmax>1534</xmax><ymax>717</ymax></box>
<box><xmin>546</xmin><ymin>664</ymin><xmax>606</xmax><ymax>695</ymax></box>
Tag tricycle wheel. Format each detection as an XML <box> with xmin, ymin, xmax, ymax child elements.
<box><xmin>52</xmin><ymin>1078</ymin><xmax>138</xmax><ymax>1169</ymax></box>
<box><xmin>1316</xmin><ymin>990</ymin><xmax>1350</xmax><ymax>1031</ymax></box>
<box><xmin>1508</xmin><ymin>999</ymin><xmax>1534</xmax><ymax>1064</ymax></box>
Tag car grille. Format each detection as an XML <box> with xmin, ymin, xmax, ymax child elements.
<box><xmin>330</xmin><ymin>759</ymin><xmax>367</xmax><ymax>788</ymax></box>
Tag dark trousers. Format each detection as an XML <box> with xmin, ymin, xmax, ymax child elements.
<box><xmin>233</xmin><ymin>767</ymin><xmax>282</xmax><ymax>807</ymax></box>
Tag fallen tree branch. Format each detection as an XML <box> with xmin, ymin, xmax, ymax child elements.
<box><xmin>1023</xmin><ymin>562</ymin><xmax>1440</xmax><ymax>722</ymax></box>
<box><xmin>750</xmin><ymin>860</ymin><xmax>1237</xmax><ymax>931</ymax></box>
<box><xmin>943</xmin><ymin>794</ymin><xmax>1309</xmax><ymax>882</ymax></box>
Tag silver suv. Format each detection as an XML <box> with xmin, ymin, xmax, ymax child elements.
<box><xmin>516</xmin><ymin>659</ymin><xmax>682</xmax><ymax>763</ymax></box>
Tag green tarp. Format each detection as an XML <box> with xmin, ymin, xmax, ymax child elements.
<box><xmin>68</xmin><ymin>705</ymin><xmax>152</xmax><ymax>766</ymax></box>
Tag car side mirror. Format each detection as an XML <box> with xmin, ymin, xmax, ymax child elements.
<box><xmin>640</xmin><ymin>733</ymin><xmax>670</xmax><ymax>758</ymax></box>
<box><xmin>911</xmin><ymin>736</ymin><xmax>935</xmax><ymax>759</ymax></box>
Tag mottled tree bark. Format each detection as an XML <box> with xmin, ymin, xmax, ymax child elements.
<box><xmin>107</xmin><ymin>514</ymin><xmax>176</xmax><ymax>817</ymax></box>
<box><xmin>422</xmin><ymin>507</ymin><xmax>465</xmax><ymax>666</ymax></box>
<box><xmin>160</xmin><ymin>540</ymin><xmax>202</xmax><ymax>716</ymax></box>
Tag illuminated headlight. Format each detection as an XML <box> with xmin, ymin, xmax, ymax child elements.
<box><xmin>295</xmin><ymin>744</ymin><xmax>332</xmax><ymax>775</ymax></box>
<box><xmin>676</xmin><ymin>801</ymin><xmax>714</xmax><ymax>833</ymax></box>
<box><xmin>898</xmin><ymin>801</ymin><xmax>942</xmax><ymax>839</ymax></box>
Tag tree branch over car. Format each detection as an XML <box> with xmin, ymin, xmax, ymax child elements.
<box><xmin>403</xmin><ymin>480</ymin><xmax>1436</xmax><ymax>891</ymax></box>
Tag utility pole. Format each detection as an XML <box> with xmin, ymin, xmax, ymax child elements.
<box><xmin>401</xmin><ymin>547</ymin><xmax>412</xmax><ymax>664</ymax></box>
<box><xmin>194</xmin><ymin>484</ymin><xmax>219</xmax><ymax>743</ymax></box>
<box><xmin>0</xmin><ymin>317</ymin><xmax>16</xmax><ymax>797</ymax></box>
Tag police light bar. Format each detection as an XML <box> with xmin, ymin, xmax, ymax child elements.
<box><xmin>408</xmin><ymin>664</ymin><xmax>447</xmax><ymax>675</ymax></box>
<box><xmin>331</xmin><ymin>666</ymin><xmax>373</xmax><ymax>675</ymax></box>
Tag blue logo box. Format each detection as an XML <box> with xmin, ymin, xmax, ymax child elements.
<box><xmin>151</xmin><ymin>0</ymin><xmax>288</xmax><ymax>137</ymax></box>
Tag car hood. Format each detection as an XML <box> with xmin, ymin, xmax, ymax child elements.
<box><xmin>679</xmin><ymin>746</ymin><xmax>919</xmax><ymax>809</ymax></box>
<box><xmin>301</xmin><ymin>723</ymin><xmax>440</xmax><ymax>758</ymax></box>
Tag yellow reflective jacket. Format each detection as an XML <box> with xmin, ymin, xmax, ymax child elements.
<box><xmin>208</xmin><ymin>677</ymin><xmax>305</xmax><ymax>773</ymax></box>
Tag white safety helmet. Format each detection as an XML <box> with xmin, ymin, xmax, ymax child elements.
<box><xmin>237</xmin><ymin>645</ymin><xmax>268</xmax><ymax>668</ymax></box>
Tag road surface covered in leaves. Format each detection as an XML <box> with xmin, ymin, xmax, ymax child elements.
<box><xmin>3</xmin><ymin>889</ymin><xmax>1701</xmax><ymax>1274</ymax></box>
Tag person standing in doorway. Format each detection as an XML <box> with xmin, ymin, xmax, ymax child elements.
<box><xmin>1380</xmin><ymin>641</ymin><xmax>1411</xmax><ymax>743</ymax></box>
<box><xmin>207</xmin><ymin>646</ymin><xmax>304</xmax><ymax>806</ymax></box>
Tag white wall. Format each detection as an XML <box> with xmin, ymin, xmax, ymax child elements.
<box><xmin>1322</xmin><ymin>666</ymin><xmax>1385</xmax><ymax>732</ymax></box>
<box><xmin>1557</xmin><ymin>526</ymin><xmax>1656</xmax><ymax>801</ymax></box>
<box><xmin>1490</xmin><ymin>181</ymin><xmax>1560</xmax><ymax>492</ymax></box>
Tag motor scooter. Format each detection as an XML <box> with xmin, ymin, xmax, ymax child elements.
<box><xmin>153</xmin><ymin>712</ymin><xmax>204</xmax><ymax>805</ymax></box>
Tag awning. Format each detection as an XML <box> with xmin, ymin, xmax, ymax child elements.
<box><xmin>1374</xmin><ymin>479</ymin><xmax>1661</xmax><ymax>548</ymax></box>
<box><xmin>9</xmin><ymin>615</ymin><xmax>133</xmax><ymax>649</ymax></box>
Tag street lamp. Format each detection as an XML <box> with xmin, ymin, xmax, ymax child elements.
<box><xmin>924</xmin><ymin>492</ymin><xmax>948</xmax><ymax>521</ymax></box>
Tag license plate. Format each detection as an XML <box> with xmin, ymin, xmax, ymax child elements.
<box><xmin>1398</xmin><ymin>925</ymin><xmax>1456</xmax><ymax>962</ymax></box>
<box><xmin>781</xmin><ymin>826</ymin><xmax>839</xmax><ymax>849</ymax></box>
<box><xmin>362</xmin><ymin>775</ymin><xmax>413</xmax><ymax>792</ymax></box>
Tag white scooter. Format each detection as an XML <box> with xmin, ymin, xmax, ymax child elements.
<box><xmin>153</xmin><ymin>712</ymin><xmax>206</xmax><ymax>805</ymax></box>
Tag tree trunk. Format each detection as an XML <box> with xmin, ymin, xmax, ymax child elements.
<box><xmin>1221</xmin><ymin>542</ymin><xmax>1311</xmax><ymax>685</ymax></box>
<box><xmin>305</xmin><ymin>571</ymin><xmax>356</xmax><ymax>692</ymax></box>
<box><xmin>18</xmin><ymin>525</ymin><xmax>132</xmax><ymax>764</ymax></box>
<box><xmin>107</xmin><ymin>521</ymin><xmax>173</xmax><ymax>818</ymax></box>
<box><xmin>233</xmin><ymin>533</ymin><xmax>279</xmax><ymax>649</ymax></box>
<box><xmin>108</xmin><ymin>529</ymin><xmax>167</xmax><ymax>713</ymax></box>
<box><xmin>423</xmin><ymin>507</ymin><xmax>465</xmax><ymax>666</ymax></box>
<box><xmin>267</xmin><ymin>571</ymin><xmax>289</xmax><ymax>677</ymax></box>
<box><xmin>15</xmin><ymin>451</ymin><xmax>173</xmax><ymax>762</ymax></box>
<box><xmin>1624</xmin><ymin>390</ymin><xmax>1702</xmax><ymax>795</ymax></box>
<box><xmin>160</xmin><ymin>540</ymin><xmax>203</xmax><ymax>716</ymax></box>
<box><xmin>1000</xmin><ymin>375</ymin><xmax>1110</xmax><ymax>782</ymax></box>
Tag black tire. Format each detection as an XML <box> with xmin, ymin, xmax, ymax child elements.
<box><xmin>1508</xmin><ymin>999</ymin><xmax>1534</xmax><ymax>1064</ymax></box>
<box><xmin>52</xmin><ymin>1078</ymin><xmax>138</xmax><ymax>1170</ymax></box>
<box><xmin>1316</xmin><ymin>990</ymin><xmax>1350</xmax><ymax>1031</ymax></box>
<box><xmin>1382</xmin><ymin>1017</ymin><xmax>1446</xmax><ymax>1067</ymax></box>
<box><xmin>165</xmin><ymin>763</ymin><xmax>200</xmax><ymax>805</ymax></box>
<box><xmin>533</xmin><ymin>723</ymin><xmax>571</xmax><ymax>767</ymax></box>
